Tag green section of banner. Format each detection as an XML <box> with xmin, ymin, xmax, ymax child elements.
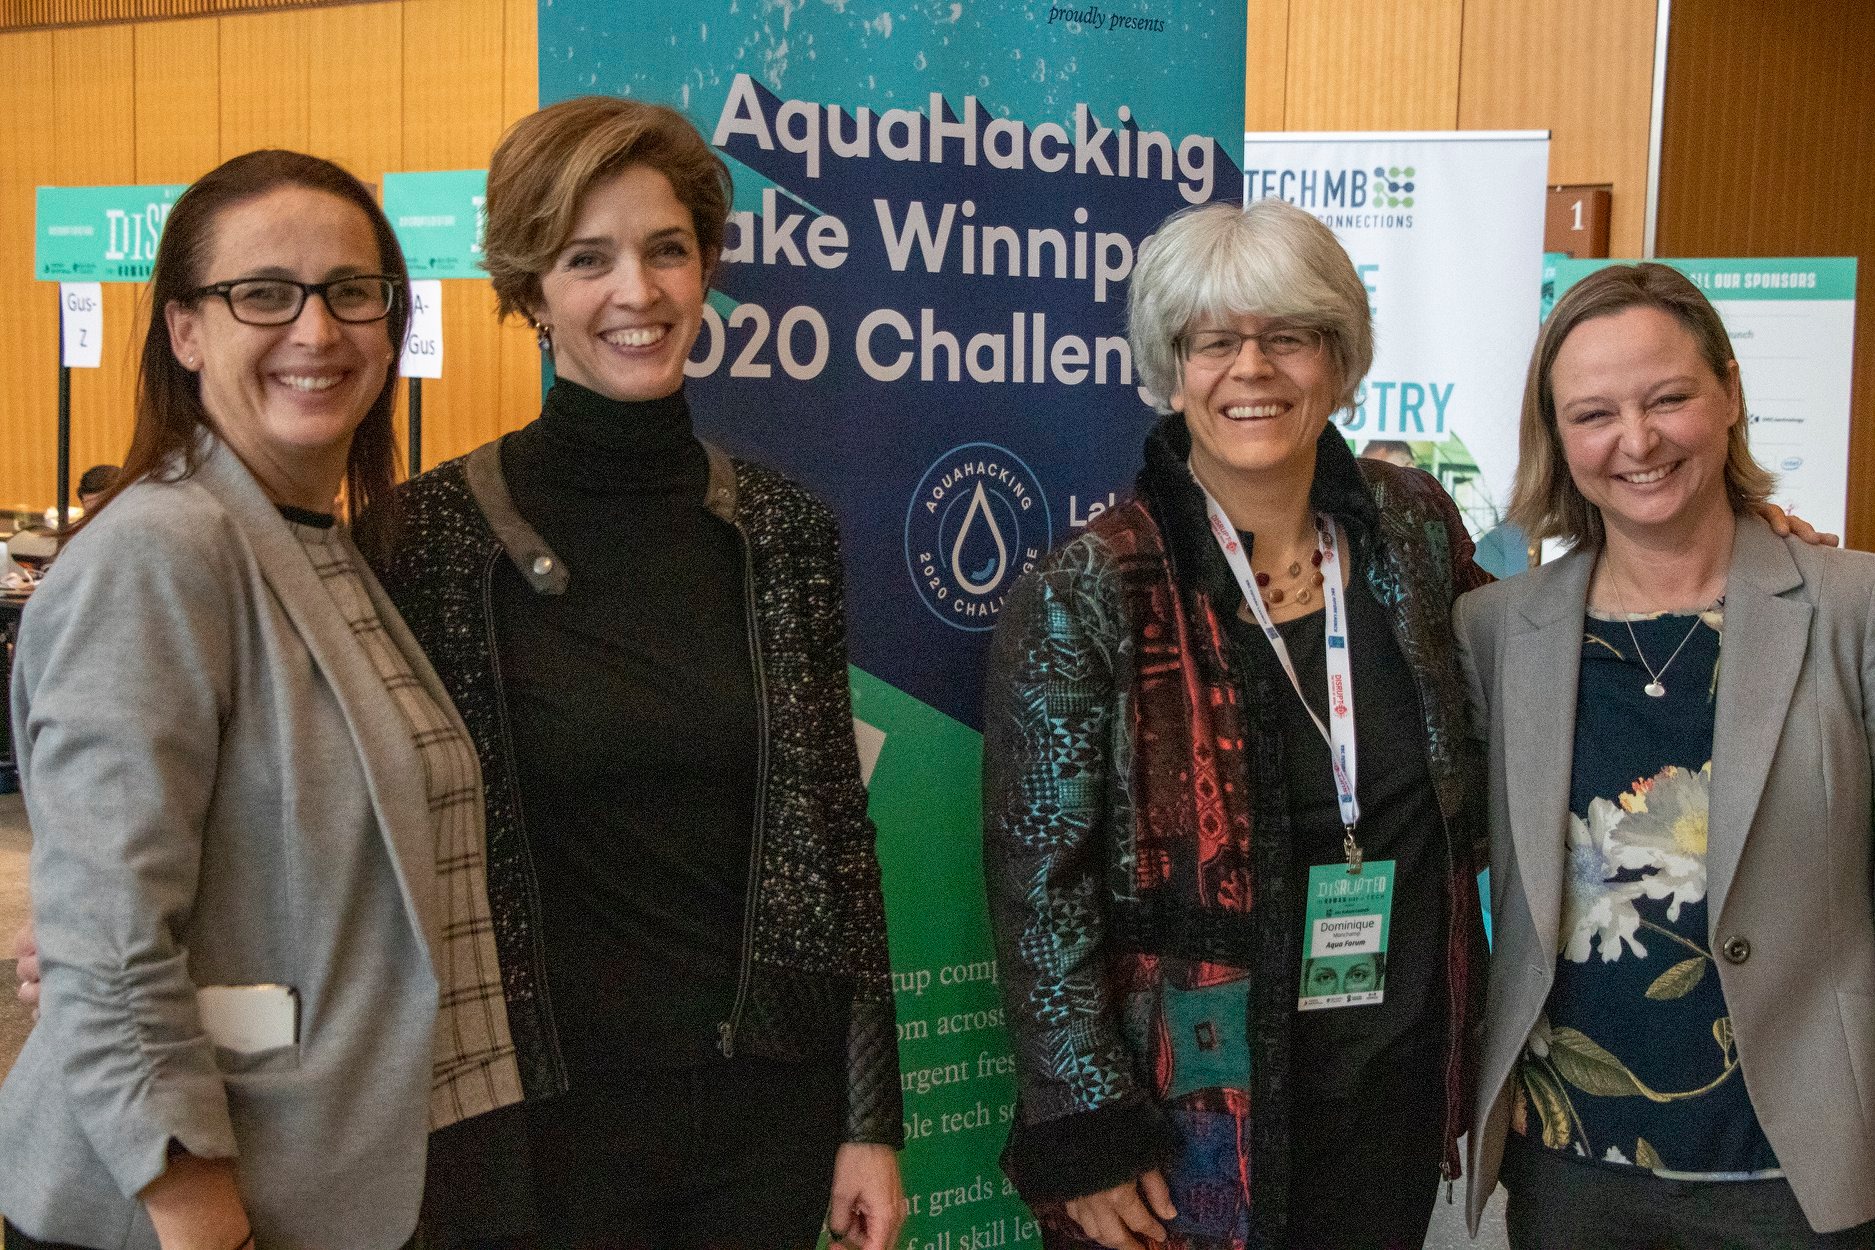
<box><xmin>1553</xmin><ymin>256</ymin><xmax>1858</xmax><ymax>305</ymax></box>
<box><xmin>383</xmin><ymin>170</ymin><xmax>488</xmax><ymax>278</ymax></box>
<box><xmin>851</xmin><ymin>666</ymin><xmax>1040</xmax><ymax>1250</ymax></box>
<box><xmin>35</xmin><ymin>185</ymin><xmax>187</xmax><ymax>281</ymax></box>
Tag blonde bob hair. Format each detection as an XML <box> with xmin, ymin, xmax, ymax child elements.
<box><xmin>1128</xmin><ymin>198</ymin><xmax>1374</xmax><ymax>415</ymax></box>
<box><xmin>1507</xmin><ymin>262</ymin><xmax>1773</xmax><ymax>548</ymax></box>
<box><xmin>482</xmin><ymin>95</ymin><xmax>733</xmax><ymax>327</ymax></box>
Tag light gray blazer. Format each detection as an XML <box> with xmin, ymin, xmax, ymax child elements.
<box><xmin>1457</xmin><ymin>514</ymin><xmax>1875</xmax><ymax>1235</ymax></box>
<box><xmin>0</xmin><ymin>436</ymin><xmax>450</xmax><ymax>1250</ymax></box>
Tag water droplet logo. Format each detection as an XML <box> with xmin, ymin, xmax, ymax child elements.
<box><xmin>950</xmin><ymin>483</ymin><xmax>1011</xmax><ymax>595</ymax></box>
<box><xmin>905</xmin><ymin>442</ymin><xmax>1053</xmax><ymax>632</ymax></box>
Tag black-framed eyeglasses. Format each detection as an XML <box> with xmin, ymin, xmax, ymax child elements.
<box><xmin>186</xmin><ymin>275</ymin><xmax>403</xmax><ymax>326</ymax></box>
<box><xmin>1177</xmin><ymin>326</ymin><xmax>1326</xmax><ymax>364</ymax></box>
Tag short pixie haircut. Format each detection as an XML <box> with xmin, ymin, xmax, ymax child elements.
<box><xmin>1128</xmin><ymin>199</ymin><xmax>1374</xmax><ymax>414</ymax></box>
<box><xmin>1507</xmin><ymin>262</ymin><xmax>1772</xmax><ymax>547</ymax></box>
<box><xmin>482</xmin><ymin>95</ymin><xmax>734</xmax><ymax>326</ymax></box>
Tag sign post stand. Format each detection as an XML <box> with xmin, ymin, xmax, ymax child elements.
<box><xmin>382</xmin><ymin>172</ymin><xmax>477</xmax><ymax>476</ymax></box>
<box><xmin>36</xmin><ymin>185</ymin><xmax>186</xmax><ymax>526</ymax></box>
<box><xmin>56</xmin><ymin>294</ymin><xmax>70</xmax><ymax>532</ymax></box>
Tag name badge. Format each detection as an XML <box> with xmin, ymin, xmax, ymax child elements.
<box><xmin>1298</xmin><ymin>860</ymin><xmax>1394</xmax><ymax>1011</ymax></box>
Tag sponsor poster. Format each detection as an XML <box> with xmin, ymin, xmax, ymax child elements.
<box><xmin>541</xmin><ymin>4</ymin><xmax>1246</xmax><ymax>1245</ymax></box>
<box><xmin>382</xmin><ymin>170</ymin><xmax>489</xmax><ymax>279</ymax></box>
<box><xmin>1243</xmin><ymin>131</ymin><xmax>1549</xmax><ymax>577</ymax></box>
<box><xmin>35</xmin><ymin>184</ymin><xmax>187</xmax><ymax>282</ymax></box>
<box><xmin>1554</xmin><ymin>257</ymin><xmax>1859</xmax><ymax>537</ymax></box>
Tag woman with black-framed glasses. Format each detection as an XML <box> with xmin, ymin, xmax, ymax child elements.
<box><xmin>0</xmin><ymin>149</ymin><xmax>522</xmax><ymax>1250</ymax></box>
<box><xmin>185</xmin><ymin>273</ymin><xmax>403</xmax><ymax>327</ymax></box>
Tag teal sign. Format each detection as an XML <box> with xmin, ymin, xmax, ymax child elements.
<box><xmin>383</xmin><ymin>170</ymin><xmax>487</xmax><ymax>279</ymax></box>
<box><xmin>35</xmin><ymin>184</ymin><xmax>188</xmax><ymax>282</ymax></box>
<box><xmin>1553</xmin><ymin>256</ymin><xmax>1858</xmax><ymax>306</ymax></box>
<box><xmin>1541</xmin><ymin>251</ymin><xmax>1568</xmax><ymax>321</ymax></box>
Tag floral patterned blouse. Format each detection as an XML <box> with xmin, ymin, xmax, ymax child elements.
<box><xmin>1513</xmin><ymin>605</ymin><xmax>1782</xmax><ymax>1180</ymax></box>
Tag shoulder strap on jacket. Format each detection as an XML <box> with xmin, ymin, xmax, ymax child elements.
<box><xmin>463</xmin><ymin>439</ymin><xmax>569</xmax><ymax>595</ymax></box>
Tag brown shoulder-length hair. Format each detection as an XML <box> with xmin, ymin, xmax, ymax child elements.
<box><xmin>482</xmin><ymin>95</ymin><xmax>733</xmax><ymax>327</ymax></box>
<box><xmin>94</xmin><ymin>149</ymin><xmax>408</xmax><ymax>526</ymax></box>
<box><xmin>1507</xmin><ymin>261</ymin><xmax>1773</xmax><ymax>548</ymax></box>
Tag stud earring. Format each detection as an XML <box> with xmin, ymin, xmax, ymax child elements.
<box><xmin>535</xmin><ymin>324</ymin><xmax>553</xmax><ymax>353</ymax></box>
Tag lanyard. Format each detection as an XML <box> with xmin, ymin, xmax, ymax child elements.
<box><xmin>1194</xmin><ymin>473</ymin><xmax>1365</xmax><ymax>870</ymax></box>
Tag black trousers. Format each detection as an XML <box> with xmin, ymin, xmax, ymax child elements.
<box><xmin>1285</xmin><ymin>1085</ymin><xmax>1446</xmax><ymax>1250</ymax></box>
<box><xmin>1501</xmin><ymin>1137</ymin><xmax>1875</xmax><ymax>1250</ymax></box>
<box><xmin>499</xmin><ymin>1054</ymin><xmax>846</xmax><ymax>1250</ymax></box>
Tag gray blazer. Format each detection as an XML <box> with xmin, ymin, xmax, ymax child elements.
<box><xmin>0</xmin><ymin>436</ymin><xmax>450</xmax><ymax>1250</ymax></box>
<box><xmin>1457</xmin><ymin>515</ymin><xmax>1875</xmax><ymax>1235</ymax></box>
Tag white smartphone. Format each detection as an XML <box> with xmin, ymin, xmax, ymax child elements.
<box><xmin>196</xmin><ymin>984</ymin><xmax>299</xmax><ymax>1053</ymax></box>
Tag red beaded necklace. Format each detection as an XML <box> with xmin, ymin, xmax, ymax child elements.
<box><xmin>1253</xmin><ymin>546</ymin><xmax>1326</xmax><ymax>606</ymax></box>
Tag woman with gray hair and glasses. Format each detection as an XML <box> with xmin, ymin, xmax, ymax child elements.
<box><xmin>981</xmin><ymin>198</ymin><xmax>1491</xmax><ymax>1250</ymax></box>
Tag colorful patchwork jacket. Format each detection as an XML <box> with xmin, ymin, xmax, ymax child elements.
<box><xmin>982</xmin><ymin>416</ymin><xmax>1489</xmax><ymax>1248</ymax></box>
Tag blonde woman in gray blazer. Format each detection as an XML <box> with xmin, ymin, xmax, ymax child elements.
<box><xmin>1459</xmin><ymin>264</ymin><xmax>1875</xmax><ymax>1248</ymax></box>
<box><xmin>0</xmin><ymin>152</ymin><xmax>519</xmax><ymax>1250</ymax></box>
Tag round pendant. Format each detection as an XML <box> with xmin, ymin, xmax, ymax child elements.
<box><xmin>1645</xmin><ymin>681</ymin><xmax>1666</xmax><ymax>698</ymax></box>
<box><xmin>1296</xmin><ymin>588</ymin><xmax>1312</xmax><ymax>604</ymax></box>
<box><xmin>1287</xmin><ymin>561</ymin><xmax>1302</xmax><ymax>577</ymax></box>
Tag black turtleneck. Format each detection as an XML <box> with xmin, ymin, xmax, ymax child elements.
<box><xmin>492</xmin><ymin>379</ymin><xmax>757</xmax><ymax>1075</ymax></box>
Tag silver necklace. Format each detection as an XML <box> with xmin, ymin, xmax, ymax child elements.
<box><xmin>1609</xmin><ymin>579</ymin><xmax>1709</xmax><ymax>698</ymax></box>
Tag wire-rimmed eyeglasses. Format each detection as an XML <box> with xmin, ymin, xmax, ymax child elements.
<box><xmin>186</xmin><ymin>275</ymin><xmax>404</xmax><ymax>326</ymax></box>
<box><xmin>1176</xmin><ymin>326</ymin><xmax>1326</xmax><ymax>364</ymax></box>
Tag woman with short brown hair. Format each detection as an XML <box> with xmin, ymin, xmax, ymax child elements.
<box><xmin>373</xmin><ymin>96</ymin><xmax>905</xmax><ymax>1250</ymax></box>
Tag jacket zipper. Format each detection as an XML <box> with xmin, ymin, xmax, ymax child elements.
<box><xmin>481</xmin><ymin>546</ymin><xmax>569</xmax><ymax>1088</ymax></box>
<box><xmin>719</xmin><ymin>520</ymin><xmax>771</xmax><ymax>1058</ymax></box>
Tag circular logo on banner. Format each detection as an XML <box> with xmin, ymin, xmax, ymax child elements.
<box><xmin>904</xmin><ymin>443</ymin><xmax>1052</xmax><ymax>632</ymax></box>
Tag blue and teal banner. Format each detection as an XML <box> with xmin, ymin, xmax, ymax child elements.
<box><xmin>542</xmin><ymin>5</ymin><xmax>1246</xmax><ymax>1244</ymax></box>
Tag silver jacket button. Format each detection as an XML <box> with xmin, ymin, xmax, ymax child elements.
<box><xmin>532</xmin><ymin>555</ymin><xmax>554</xmax><ymax>577</ymax></box>
<box><xmin>1722</xmin><ymin>936</ymin><xmax>1751</xmax><ymax>964</ymax></box>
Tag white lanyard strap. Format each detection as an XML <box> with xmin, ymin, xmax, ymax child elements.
<box><xmin>1195</xmin><ymin>473</ymin><xmax>1363</xmax><ymax>866</ymax></box>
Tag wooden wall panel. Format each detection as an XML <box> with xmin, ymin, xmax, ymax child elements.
<box><xmin>217</xmin><ymin>9</ymin><xmax>310</xmax><ymax>157</ymax></box>
<box><xmin>0</xmin><ymin>31</ymin><xmax>58</xmax><ymax>511</ymax></box>
<box><xmin>402</xmin><ymin>0</ymin><xmax>513</xmax><ymax>466</ymax></box>
<box><xmin>402</xmin><ymin>0</ymin><xmax>503</xmax><ymax>169</ymax></box>
<box><xmin>133</xmin><ymin>17</ymin><xmax>219</xmax><ymax>181</ymax></box>
<box><xmin>1243</xmin><ymin>0</ymin><xmax>1287</xmax><ymax>132</ymax></box>
<box><xmin>1282</xmin><ymin>0</ymin><xmax>1463</xmax><ymax>131</ymax></box>
<box><xmin>0</xmin><ymin>0</ymin><xmax>530</xmax><ymax>506</ymax></box>
<box><xmin>496</xmin><ymin>0</ymin><xmax>539</xmax><ymax>435</ymax></box>
<box><xmin>307</xmin><ymin>2</ymin><xmax>401</xmax><ymax>184</ymax></box>
<box><xmin>1657</xmin><ymin>0</ymin><xmax>1875</xmax><ymax>548</ymax></box>
<box><xmin>1457</xmin><ymin>0</ymin><xmax>1657</xmax><ymax>258</ymax></box>
<box><xmin>53</xmin><ymin>24</ymin><xmax>138</xmax><ymax>507</ymax></box>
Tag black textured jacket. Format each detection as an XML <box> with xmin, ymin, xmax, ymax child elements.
<box><xmin>366</xmin><ymin>435</ymin><xmax>903</xmax><ymax>1147</ymax></box>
